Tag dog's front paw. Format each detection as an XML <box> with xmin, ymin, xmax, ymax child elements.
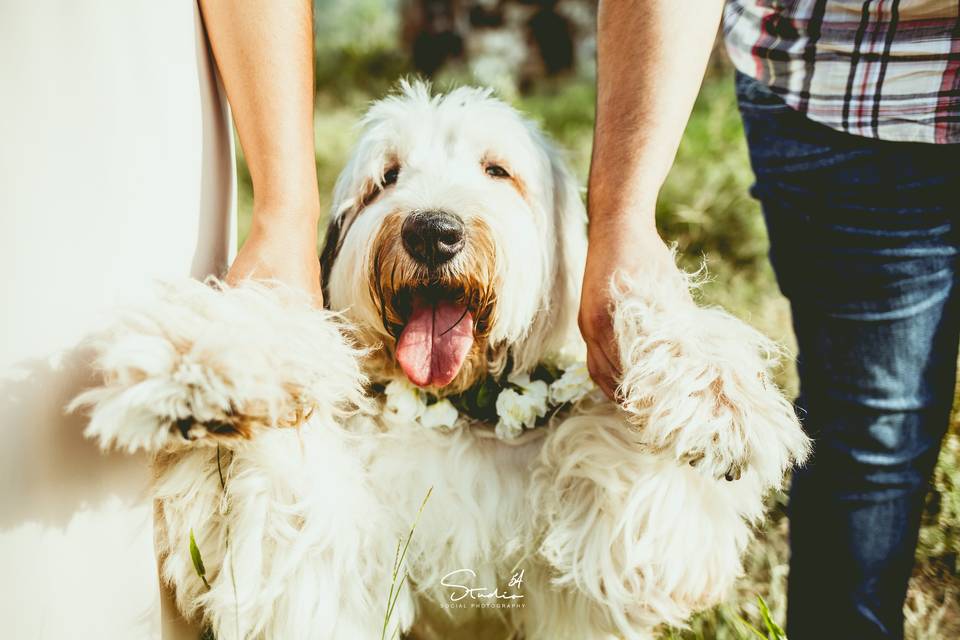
<box><xmin>612</xmin><ymin>271</ymin><xmax>810</xmax><ymax>488</ymax></box>
<box><xmin>673</xmin><ymin>397</ymin><xmax>752</xmax><ymax>483</ymax></box>
<box><xmin>623</xmin><ymin>363</ymin><xmax>758</xmax><ymax>482</ymax></box>
<box><xmin>70</xmin><ymin>279</ymin><xmax>366</xmax><ymax>453</ymax></box>
<box><xmin>665</xmin><ymin>370</ymin><xmax>782</xmax><ymax>482</ymax></box>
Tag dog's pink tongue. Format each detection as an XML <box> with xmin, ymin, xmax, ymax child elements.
<box><xmin>396</xmin><ymin>299</ymin><xmax>474</xmax><ymax>387</ymax></box>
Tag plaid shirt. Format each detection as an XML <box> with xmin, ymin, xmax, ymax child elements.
<box><xmin>723</xmin><ymin>0</ymin><xmax>960</xmax><ymax>143</ymax></box>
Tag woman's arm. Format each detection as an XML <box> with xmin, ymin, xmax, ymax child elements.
<box><xmin>580</xmin><ymin>0</ymin><xmax>724</xmax><ymax>398</ymax></box>
<box><xmin>199</xmin><ymin>0</ymin><xmax>323</xmax><ymax>305</ymax></box>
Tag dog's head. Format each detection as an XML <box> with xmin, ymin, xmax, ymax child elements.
<box><xmin>322</xmin><ymin>81</ymin><xmax>586</xmax><ymax>393</ymax></box>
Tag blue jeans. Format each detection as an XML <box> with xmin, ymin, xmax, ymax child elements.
<box><xmin>735</xmin><ymin>71</ymin><xmax>960</xmax><ymax>640</ymax></box>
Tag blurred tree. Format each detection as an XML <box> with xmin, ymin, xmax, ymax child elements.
<box><xmin>314</xmin><ymin>0</ymin><xmax>400</xmax><ymax>53</ymax></box>
<box><xmin>527</xmin><ymin>0</ymin><xmax>575</xmax><ymax>77</ymax></box>
<box><xmin>400</xmin><ymin>0</ymin><xmax>594</xmax><ymax>91</ymax></box>
<box><xmin>401</xmin><ymin>0</ymin><xmax>466</xmax><ymax>75</ymax></box>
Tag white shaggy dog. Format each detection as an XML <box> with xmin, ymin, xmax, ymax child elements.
<box><xmin>73</xmin><ymin>82</ymin><xmax>810</xmax><ymax>640</ymax></box>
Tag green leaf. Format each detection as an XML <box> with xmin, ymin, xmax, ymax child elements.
<box><xmin>189</xmin><ymin>528</ymin><xmax>211</xmax><ymax>590</ymax></box>
<box><xmin>736</xmin><ymin>615</ymin><xmax>770</xmax><ymax>640</ymax></box>
<box><xmin>532</xmin><ymin>362</ymin><xmax>561</xmax><ymax>383</ymax></box>
<box><xmin>475</xmin><ymin>379</ymin><xmax>494</xmax><ymax>409</ymax></box>
<box><xmin>757</xmin><ymin>596</ymin><xmax>787</xmax><ymax>639</ymax></box>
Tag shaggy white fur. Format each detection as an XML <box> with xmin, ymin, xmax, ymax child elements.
<box><xmin>72</xmin><ymin>82</ymin><xmax>809</xmax><ymax>640</ymax></box>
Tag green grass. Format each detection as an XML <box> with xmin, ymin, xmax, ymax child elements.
<box><xmin>235</xmin><ymin>41</ymin><xmax>960</xmax><ymax>639</ymax></box>
<box><xmin>383</xmin><ymin>487</ymin><xmax>433</xmax><ymax>640</ymax></box>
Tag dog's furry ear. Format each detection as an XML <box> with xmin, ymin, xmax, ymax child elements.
<box><xmin>510</xmin><ymin>134</ymin><xmax>588</xmax><ymax>371</ymax></box>
<box><xmin>544</xmin><ymin>147</ymin><xmax>588</xmax><ymax>353</ymax></box>
<box><xmin>322</xmin><ymin>144</ymin><xmax>375</xmax><ymax>307</ymax></box>
<box><xmin>319</xmin><ymin>214</ymin><xmax>344</xmax><ymax>307</ymax></box>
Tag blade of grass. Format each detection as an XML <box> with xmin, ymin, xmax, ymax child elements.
<box><xmin>381</xmin><ymin>486</ymin><xmax>433</xmax><ymax>640</ymax></box>
<box><xmin>381</xmin><ymin>538</ymin><xmax>403</xmax><ymax>640</ymax></box>
<box><xmin>189</xmin><ymin>528</ymin><xmax>211</xmax><ymax>590</ymax></box>
<box><xmin>736</xmin><ymin>615</ymin><xmax>770</xmax><ymax>640</ymax></box>
<box><xmin>757</xmin><ymin>596</ymin><xmax>787</xmax><ymax>639</ymax></box>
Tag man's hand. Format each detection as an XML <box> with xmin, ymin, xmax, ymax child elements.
<box><xmin>582</xmin><ymin>0</ymin><xmax>722</xmax><ymax>397</ymax></box>
<box><xmin>225</xmin><ymin>211</ymin><xmax>323</xmax><ymax>307</ymax></box>
<box><xmin>579</xmin><ymin>215</ymin><xmax>676</xmax><ymax>400</ymax></box>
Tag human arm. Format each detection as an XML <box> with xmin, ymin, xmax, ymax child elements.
<box><xmin>580</xmin><ymin>0</ymin><xmax>724</xmax><ymax>398</ymax></box>
<box><xmin>199</xmin><ymin>0</ymin><xmax>323</xmax><ymax>305</ymax></box>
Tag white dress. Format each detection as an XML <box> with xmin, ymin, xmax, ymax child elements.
<box><xmin>0</xmin><ymin>2</ymin><xmax>235</xmax><ymax>638</ymax></box>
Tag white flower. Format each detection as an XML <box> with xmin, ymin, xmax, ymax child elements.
<box><xmin>506</xmin><ymin>373</ymin><xmax>549</xmax><ymax>417</ymax></box>
<box><xmin>549</xmin><ymin>362</ymin><xmax>595</xmax><ymax>404</ymax></box>
<box><xmin>495</xmin><ymin>388</ymin><xmax>529</xmax><ymax>433</ymax></box>
<box><xmin>495</xmin><ymin>417</ymin><xmax>524</xmax><ymax>441</ymax></box>
<box><xmin>546</xmin><ymin>349</ymin><xmax>581</xmax><ymax>370</ymax></box>
<box><xmin>383</xmin><ymin>379</ymin><xmax>425</xmax><ymax>426</ymax></box>
<box><xmin>494</xmin><ymin>373</ymin><xmax>550</xmax><ymax>440</ymax></box>
<box><xmin>420</xmin><ymin>399</ymin><xmax>459</xmax><ymax>431</ymax></box>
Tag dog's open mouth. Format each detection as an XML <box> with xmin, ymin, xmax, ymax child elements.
<box><xmin>395</xmin><ymin>288</ymin><xmax>474</xmax><ymax>388</ymax></box>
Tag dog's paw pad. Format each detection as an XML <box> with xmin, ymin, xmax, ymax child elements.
<box><xmin>677</xmin><ymin>443</ymin><xmax>750</xmax><ymax>482</ymax></box>
<box><xmin>682</xmin><ymin>449</ymin><xmax>705</xmax><ymax>468</ymax></box>
<box><xmin>723</xmin><ymin>461</ymin><xmax>745</xmax><ymax>482</ymax></box>
<box><xmin>171</xmin><ymin>417</ymin><xmax>252</xmax><ymax>442</ymax></box>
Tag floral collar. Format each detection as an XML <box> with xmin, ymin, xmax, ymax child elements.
<box><xmin>374</xmin><ymin>358</ymin><xmax>596</xmax><ymax>442</ymax></box>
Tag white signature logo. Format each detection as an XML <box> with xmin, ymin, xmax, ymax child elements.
<box><xmin>440</xmin><ymin>568</ymin><xmax>525</xmax><ymax>602</ymax></box>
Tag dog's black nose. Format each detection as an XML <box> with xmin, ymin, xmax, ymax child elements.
<box><xmin>401</xmin><ymin>210</ymin><xmax>465</xmax><ymax>268</ymax></box>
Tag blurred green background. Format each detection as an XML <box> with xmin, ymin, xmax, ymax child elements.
<box><xmin>235</xmin><ymin>1</ymin><xmax>960</xmax><ymax>637</ymax></box>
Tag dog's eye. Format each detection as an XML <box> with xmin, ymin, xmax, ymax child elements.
<box><xmin>485</xmin><ymin>164</ymin><xmax>510</xmax><ymax>179</ymax></box>
<box><xmin>383</xmin><ymin>167</ymin><xmax>400</xmax><ymax>186</ymax></box>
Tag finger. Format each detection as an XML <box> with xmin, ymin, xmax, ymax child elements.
<box><xmin>598</xmin><ymin>336</ymin><xmax>622</xmax><ymax>386</ymax></box>
<box><xmin>586</xmin><ymin>348</ymin><xmax>618</xmax><ymax>401</ymax></box>
<box><xmin>579</xmin><ymin>312</ymin><xmax>623</xmax><ymax>389</ymax></box>
<box><xmin>589</xmin><ymin>324</ymin><xmax>623</xmax><ymax>396</ymax></box>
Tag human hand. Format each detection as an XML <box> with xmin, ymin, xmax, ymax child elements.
<box><xmin>578</xmin><ymin>214</ymin><xmax>677</xmax><ymax>400</ymax></box>
<box><xmin>226</xmin><ymin>210</ymin><xmax>323</xmax><ymax>307</ymax></box>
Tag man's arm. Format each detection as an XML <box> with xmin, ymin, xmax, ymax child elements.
<box><xmin>581</xmin><ymin>0</ymin><xmax>724</xmax><ymax>398</ymax></box>
<box><xmin>199</xmin><ymin>0</ymin><xmax>323</xmax><ymax>305</ymax></box>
